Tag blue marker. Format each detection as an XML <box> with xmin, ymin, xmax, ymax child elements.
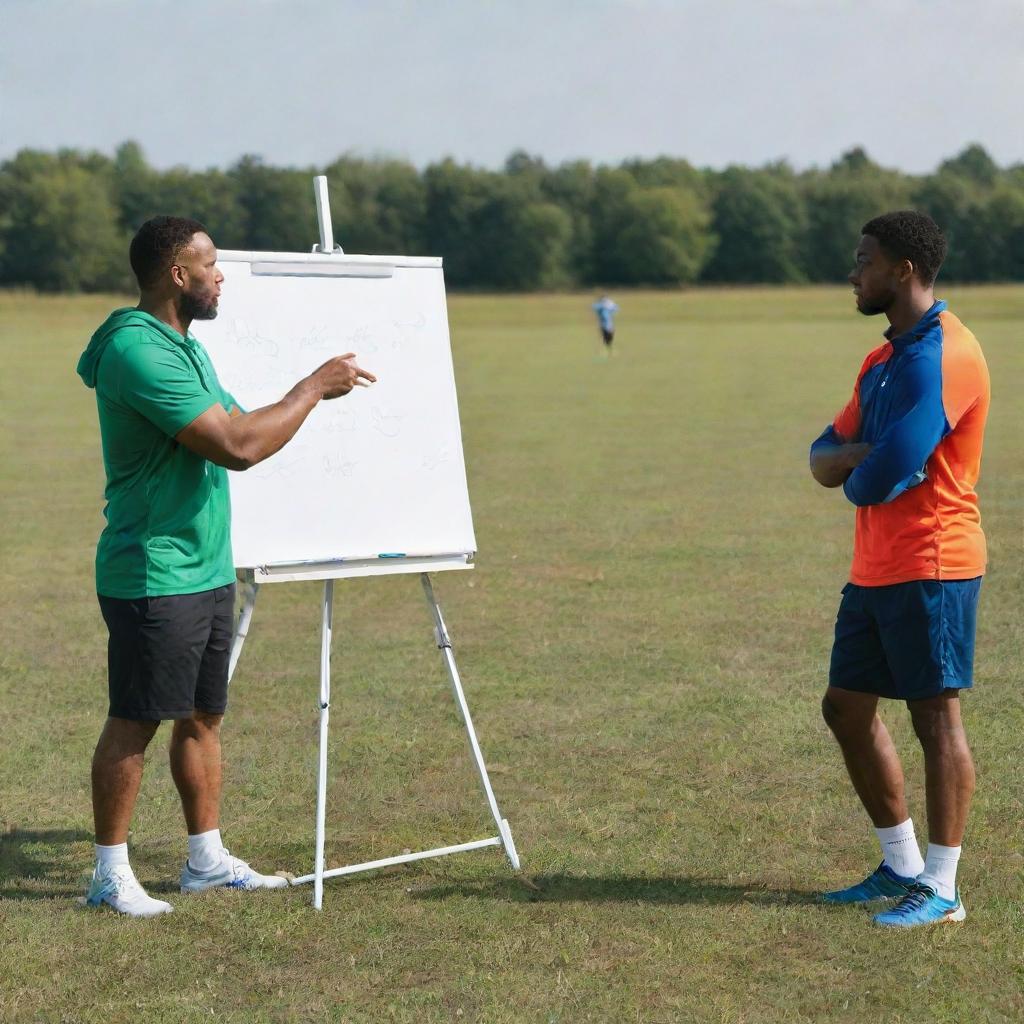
<box><xmin>378</xmin><ymin>552</ymin><xmax>406</xmax><ymax>558</ymax></box>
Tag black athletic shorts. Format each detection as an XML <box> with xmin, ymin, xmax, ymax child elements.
<box><xmin>601</xmin><ymin>327</ymin><xmax>614</xmax><ymax>344</ymax></box>
<box><xmin>98</xmin><ymin>583</ymin><xmax>236</xmax><ymax>721</ymax></box>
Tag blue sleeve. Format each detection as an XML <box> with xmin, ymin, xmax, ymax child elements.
<box><xmin>842</xmin><ymin>353</ymin><xmax>948</xmax><ymax>507</ymax></box>
<box><xmin>809</xmin><ymin>423</ymin><xmax>842</xmax><ymax>462</ymax></box>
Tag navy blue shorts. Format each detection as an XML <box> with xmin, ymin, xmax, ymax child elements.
<box><xmin>829</xmin><ymin>578</ymin><xmax>981</xmax><ymax>702</ymax></box>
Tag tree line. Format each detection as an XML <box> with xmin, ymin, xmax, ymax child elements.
<box><xmin>0</xmin><ymin>141</ymin><xmax>1021</xmax><ymax>292</ymax></box>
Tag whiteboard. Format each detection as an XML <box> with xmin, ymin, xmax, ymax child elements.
<box><xmin>190</xmin><ymin>251</ymin><xmax>476</xmax><ymax>575</ymax></box>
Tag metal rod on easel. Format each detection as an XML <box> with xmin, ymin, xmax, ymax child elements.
<box><xmin>313</xmin><ymin>176</ymin><xmax>343</xmax><ymax>254</ymax></box>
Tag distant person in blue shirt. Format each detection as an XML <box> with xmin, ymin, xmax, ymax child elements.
<box><xmin>592</xmin><ymin>295</ymin><xmax>619</xmax><ymax>349</ymax></box>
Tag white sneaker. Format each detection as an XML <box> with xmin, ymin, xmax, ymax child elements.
<box><xmin>180</xmin><ymin>847</ymin><xmax>289</xmax><ymax>893</ymax></box>
<box><xmin>84</xmin><ymin>864</ymin><xmax>173</xmax><ymax>918</ymax></box>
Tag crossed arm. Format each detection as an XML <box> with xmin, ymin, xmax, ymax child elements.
<box><xmin>809</xmin><ymin>354</ymin><xmax>946</xmax><ymax>505</ymax></box>
<box><xmin>809</xmin><ymin>432</ymin><xmax>872</xmax><ymax>488</ymax></box>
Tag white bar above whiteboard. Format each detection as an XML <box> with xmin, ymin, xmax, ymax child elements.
<box><xmin>242</xmin><ymin>553</ymin><xmax>474</xmax><ymax>584</ymax></box>
<box><xmin>252</xmin><ymin>261</ymin><xmax>394</xmax><ymax>278</ymax></box>
<box><xmin>216</xmin><ymin>249</ymin><xmax>441</xmax><ymax>269</ymax></box>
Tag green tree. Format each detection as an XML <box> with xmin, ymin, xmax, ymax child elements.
<box><xmin>912</xmin><ymin>146</ymin><xmax>1005</xmax><ymax>281</ymax></box>
<box><xmin>324</xmin><ymin>156</ymin><xmax>426</xmax><ymax>254</ymax></box>
<box><xmin>588</xmin><ymin>168</ymin><xmax>640</xmax><ymax>283</ymax></box>
<box><xmin>831</xmin><ymin>146</ymin><xmax>873</xmax><ymax>174</ymax></box>
<box><xmin>540</xmin><ymin>159</ymin><xmax>596</xmax><ymax>284</ymax></box>
<box><xmin>939</xmin><ymin>144</ymin><xmax>1000</xmax><ymax>187</ymax></box>
<box><xmin>112</xmin><ymin>140</ymin><xmax>158</xmax><ymax>231</ymax></box>
<box><xmin>475</xmin><ymin>188</ymin><xmax>572</xmax><ymax>289</ymax></box>
<box><xmin>801</xmin><ymin>151</ymin><xmax>912</xmax><ymax>282</ymax></box>
<box><xmin>230</xmin><ymin>156</ymin><xmax>319</xmax><ymax>252</ymax></box>
<box><xmin>620</xmin><ymin>156</ymin><xmax>710</xmax><ymax>200</ymax></box>
<box><xmin>979</xmin><ymin>186</ymin><xmax>1024</xmax><ymax>281</ymax></box>
<box><xmin>110</xmin><ymin>142</ymin><xmax>246</xmax><ymax>248</ymax></box>
<box><xmin>597</xmin><ymin>186</ymin><xmax>712</xmax><ymax>285</ymax></box>
<box><xmin>702</xmin><ymin>167</ymin><xmax>805</xmax><ymax>283</ymax></box>
<box><xmin>2</xmin><ymin>143</ymin><xmax>1023</xmax><ymax>292</ymax></box>
<box><xmin>504</xmin><ymin>150</ymin><xmax>548</xmax><ymax>182</ymax></box>
<box><xmin>423</xmin><ymin>160</ymin><xmax>497</xmax><ymax>286</ymax></box>
<box><xmin>156</xmin><ymin>168</ymin><xmax>247</xmax><ymax>248</ymax></box>
<box><xmin>0</xmin><ymin>155</ymin><xmax>129</xmax><ymax>291</ymax></box>
<box><xmin>424</xmin><ymin>161</ymin><xmax>571</xmax><ymax>289</ymax></box>
<box><xmin>913</xmin><ymin>173</ymin><xmax>986</xmax><ymax>281</ymax></box>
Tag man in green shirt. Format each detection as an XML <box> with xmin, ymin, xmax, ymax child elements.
<box><xmin>77</xmin><ymin>216</ymin><xmax>375</xmax><ymax>916</ymax></box>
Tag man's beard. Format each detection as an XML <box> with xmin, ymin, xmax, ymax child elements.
<box><xmin>180</xmin><ymin>289</ymin><xmax>218</xmax><ymax>321</ymax></box>
<box><xmin>857</xmin><ymin>300</ymin><xmax>887</xmax><ymax>316</ymax></box>
<box><xmin>856</xmin><ymin>291</ymin><xmax>894</xmax><ymax>317</ymax></box>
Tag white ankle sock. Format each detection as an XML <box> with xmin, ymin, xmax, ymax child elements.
<box><xmin>188</xmin><ymin>829</ymin><xmax>223</xmax><ymax>872</ymax></box>
<box><xmin>875</xmin><ymin>819</ymin><xmax>925</xmax><ymax>879</ymax></box>
<box><xmin>95</xmin><ymin>842</ymin><xmax>130</xmax><ymax>870</ymax></box>
<box><xmin>917</xmin><ymin>843</ymin><xmax>961</xmax><ymax>900</ymax></box>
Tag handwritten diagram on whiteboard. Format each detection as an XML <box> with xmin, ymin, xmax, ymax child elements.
<box><xmin>192</xmin><ymin>256</ymin><xmax>477</xmax><ymax>569</ymax></box>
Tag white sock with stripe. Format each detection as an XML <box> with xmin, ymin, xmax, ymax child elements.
<box><xmin>875</xmin><ymin>819</ymin><xmax>925</xmax><ymax>879</ymax></box>
<box><xmin>917</xmin><ymin>843</ymin><xmax>961</xmax><ymax>901</ymax></box>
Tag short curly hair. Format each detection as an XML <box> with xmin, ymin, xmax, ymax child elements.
<box><xmin>861</xmin><ymin>210</ymin><xmax>947</xmax><ymax>287</ymax></box>
<box><xmin>129</xmin><ymin>215</ymin><xmax>208</xmax><ymax>289</ymax></box>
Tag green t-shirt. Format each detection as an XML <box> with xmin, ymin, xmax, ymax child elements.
<box><xmin>77</xmin><ymin>308</ymin><xmax>238</xmax><ymax>598</ymax></box>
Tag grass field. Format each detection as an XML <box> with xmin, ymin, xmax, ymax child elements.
<box><xmin>1</xmin><ymin>286</ymin><xmax>1022</xmax><ymax>1023</ymax></box>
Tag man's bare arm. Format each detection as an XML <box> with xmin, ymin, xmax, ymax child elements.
<box><xmin>810</xmin><ymin>441</ymin><xmax>872</xmax><ymax>488</ymax></box>
<box><xmin>176</xmin><ymin>354</ymin><xmax>376</xmax><ymax>471</ymax></box>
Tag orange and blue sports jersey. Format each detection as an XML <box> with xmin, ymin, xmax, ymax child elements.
<box><xmin>811</xmin><ymin>300</ymin><xmax>990</xmax><ymax>587</ymax></box>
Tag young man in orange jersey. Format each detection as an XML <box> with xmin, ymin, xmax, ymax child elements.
<box><xmin>809</xmin><ymin>211</ymin><xmax>989</xmax><ymax>928</ymax></box>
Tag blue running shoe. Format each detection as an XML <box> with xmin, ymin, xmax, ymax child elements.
<box><xmin>180</xmin><ymin>847</ymin><xmax>289</xmax><ymax>893</ymax></box>
<box><xmin>873</xmin><ymin>883</ymin><xmax>965</xmax><ymax>928</ymax></box>
<box><xmin>821</xmin><ymin>861</ymin><xmax>917</xmax><ymax>904</ymax></box>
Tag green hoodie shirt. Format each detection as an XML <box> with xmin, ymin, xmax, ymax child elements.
<box><xmin>77</xmin><ymin>308</ymin><xmax>238</xmax><ymax>598</ymax></box>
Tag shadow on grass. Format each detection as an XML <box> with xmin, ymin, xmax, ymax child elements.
<box><xmin>410</xmin><ymin>873</ymin><xmax>820</xmax><ymax>907</ymax></box>
<box><xmin>0</xmin><ymin>827</ymin><xmax>92</xmax><ymax>899</ymax></box>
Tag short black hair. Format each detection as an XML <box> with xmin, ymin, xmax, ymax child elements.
<box><xmin>860</xmin><ymin>210</ymin><xmax>947</xmax><ymax>286</ymax></box>
<box><xmin>129</xmin><ymin>215</ymin><xmax>208</xmax><ymax>289</ymax></box>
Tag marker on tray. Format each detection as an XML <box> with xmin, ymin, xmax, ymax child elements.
<box><xmin>378</xmin><ymin>552</ymin><xmax>406</xmax><ymax>558</ymax></box>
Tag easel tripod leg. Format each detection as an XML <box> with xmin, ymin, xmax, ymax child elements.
<box><xmin>228</xmin><ymin>581</ymin><xmax>259</xmax><ymax>684</ymax></box>
<box><xmin>420</xmin><ymin>573</ymin><xmax>520</xmax><ymax>870</ymax></box>
<box><xmin>314</xmin><ymin>579</ymin><xmax>334</xmax><ymax>909</ymax></box>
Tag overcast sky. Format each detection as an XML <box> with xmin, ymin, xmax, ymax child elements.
<box><xmin>2</xmin><ymin>0</ymin><xmax>1022</xmax><ymax>174</ymax></box>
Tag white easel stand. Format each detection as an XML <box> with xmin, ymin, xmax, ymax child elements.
<box><xmin>227</xmin><ymin>570</ymin><xmax>519</xmax><ymax>909</ymax></box>
<box><xmin>223</xmin><ymin>177</ymin><xmax>516</xmax><ymax>908</ymax></box>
